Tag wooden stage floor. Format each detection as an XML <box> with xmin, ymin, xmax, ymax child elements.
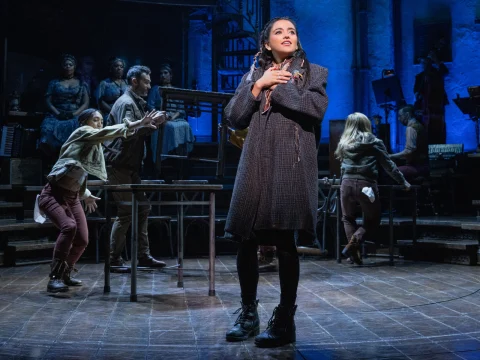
<box><xmin>0</xmin><ymin>256</ymin><xmax>479</xmax><ymax>359</ymax></box>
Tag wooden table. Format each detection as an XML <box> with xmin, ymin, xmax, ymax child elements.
<box><xmin>101</xmin><ymin>183</ymin><xmax>223</xmax><ymax>301</ymax></box>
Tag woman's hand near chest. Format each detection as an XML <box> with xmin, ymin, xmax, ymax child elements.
<box><xmin>252</xmin><ymin>67</ymin><xmax>291</xmax><ymax>97</ymax></box>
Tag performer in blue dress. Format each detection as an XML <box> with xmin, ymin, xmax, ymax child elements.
<box><xmin>147</xmin><ymin>63</ymin><xmax>195</xmax><ymax>164</ymax></box>
<box><xmin>97</xmin><ymin>58</ymin><xmax>128</xmax><ymax>122</ymax></box>
<box><xmin>39</xmin><ymin>54</ymin><xmax>89</xmax><ymax>156</ymax></box>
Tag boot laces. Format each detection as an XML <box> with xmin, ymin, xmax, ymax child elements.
<box><xmin>232</xmin><ymin>304</ymin><xmax>254</xmax><ymax>326</ymax></box>
<box><xmin>50</xmin><ymin>259</ymin><xmax>67</xmax><ymax>277</ymax></box>
<box><xmin>63</xmin><ymin>265</ymin><xmax>80</xmax><ymax>281</ymax></box>
<box><xmin>266</xmin><ymin>306</ymin><xmax>280</xmax><ymax>330</ymax></box>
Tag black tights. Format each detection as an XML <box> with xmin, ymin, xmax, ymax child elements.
<box><xmin>237</xmin><ymin>230</ymin><xmax>299</xmax><ymax>307</ymax></box>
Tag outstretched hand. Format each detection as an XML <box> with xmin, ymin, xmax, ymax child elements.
<box><xmin>84</xmin><ymin>195</ymin><xmax>101</xmax><ymax>214</ymax></box>
<box><xmin>140</xmin><ymin>110</ymin><xmax>162</xmax><ymax>129</ymax></box>
<box><xmin>151</xmin><ymin>110</ymin><xmax>167</xmax><ymax>126</ymax></box>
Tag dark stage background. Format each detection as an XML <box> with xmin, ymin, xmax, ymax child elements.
<box><xmin>5</xmin><ymin>0</ymin><xmax>185</xmax><ymax>110</ymax></box>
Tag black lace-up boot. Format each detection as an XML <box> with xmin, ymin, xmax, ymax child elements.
<box><xmin>47</xmin><ymin>259</ymin><xmax>68</xmax><ymax>293</ymax></box>
<box><xmin>226</xmin><ymin>300</ymin><xmax>260</xmax><ymax>341</ymax></box>
<box><xmin>254</xmin><ymin>304</ymin><xmax>297</xmax><ymax>348</ymax></box>
<box><xmin>63</xmin><ymin>265</ymin><xmax>82</xmax><ymax>286</ymax></box>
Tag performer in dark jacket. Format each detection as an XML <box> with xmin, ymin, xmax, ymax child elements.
<box><xmin>414</xmin><ymin>51</ymin><xmax>449</xmax><ymax>144</ymax></box>
<box><xmin>335</xmin><ymin>112</ymin><xmax>410</xmax><ymax>265</ymax></box>
<box><xmin>224</xmin><ymin>16</ymin><xmax>328</xmax><ymax>348</ymax></box>
<box><xmin>104</xmin><ymin>65</ymin><xmax>167</xmax><ymax>268</ymax></box>
<box><xmin>390</xmin><ymin>105</ymin><xmax>429</xmax><ymax>181</ymax></box>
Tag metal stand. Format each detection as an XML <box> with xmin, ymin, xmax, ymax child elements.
<box><xmin>453</xmin><ymin>93</ymin><xmax>480</xmax><ymax>151</ymax></box>
<box><xmin>103</xmin><ymin>189</ymin><xmax>111</xmax><ymax>293</ymax></box>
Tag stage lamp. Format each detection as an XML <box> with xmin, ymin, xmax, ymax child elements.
<box><xmin>382</xmin><ymin>69</ymin><xmax>395</xmax><ymax>78</ymax></box>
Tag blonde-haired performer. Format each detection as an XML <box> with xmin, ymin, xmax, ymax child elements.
<box><xmin>335</xmin><ymin>112</ymin><xmax>410</xmax><ymax>265</ymax></box>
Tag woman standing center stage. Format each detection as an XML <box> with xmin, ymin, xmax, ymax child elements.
<box><xmin>224</xmin><ymin>17</ymin><xmax>329</xmax><ymax>348</ymax></box>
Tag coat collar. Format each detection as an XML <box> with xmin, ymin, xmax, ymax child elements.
<box><xmin>126</xmin><ymin>87</ymin><xmax>147</xmax><ymax>109</ymax></box>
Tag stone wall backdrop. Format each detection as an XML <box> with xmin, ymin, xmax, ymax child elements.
<box><xmin>272</xmin><ymin>0</ymin><xmax>355</xmax><ymax>143</ymax></box>
<box><xmin>270</xmin><ymin>0</ymin><xmax>480</xmax><ymax>150</ymax></box>
<box><xmin>189</xmin><ymin>0</ymin><xmax>480</xmax><ymax>149</ymax></box>
<box><xmin>398</xmin><ymin>0</ymin><xmax>480</xmax><ymax>150</ymax></box>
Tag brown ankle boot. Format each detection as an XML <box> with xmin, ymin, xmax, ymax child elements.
<box><xmin>342</xmin><ymin>235</ymin><xmax>363</xmax><ymax>265</ymax></box>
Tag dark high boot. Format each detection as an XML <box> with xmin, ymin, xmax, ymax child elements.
<box><xmin>226</xmin><ymin>300</ymin><xmax>260</xmax><ymax>341</ymax></box>
<box><xmin>342</xmin><ymin>235</ymin><xmax>363</xmax><ymax>265</ymax></box>
<box><xmin>254</xmin><ymin>304</ymin><xmax>297</xmax><ymax>348</ymax></box>
<box><xmin>63</xmin><ymin>265</ymin><xmax>82</xmax><ymax>286</ymax></box>
<box><xmin>47</xmin><ymin>259</ymin><xmax>68</xmax><ymax>293</ymax></box>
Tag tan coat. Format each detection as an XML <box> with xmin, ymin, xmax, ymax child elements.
<box><xmin>47</xmin><ymin>123</ymin><xmax>131</xmax><ymax>199</ymax></box>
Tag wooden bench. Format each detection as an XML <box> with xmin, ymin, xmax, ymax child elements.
<box><xmin>0</xmin><ymin>201</ymin><xmax>23</xmax><ymax>208</ymax></box>
<box><xmin>0</xmin><ymin>181</ymin><xmax>107</xmax><ymax>265</ymax></box>
<box><xmin>0</xmin><ymin>179</ymin><xmax>177</xmax><ymax>266</ymax></box>
<box><xmin>0</xmin><ymin>218</ymin><xmax>56</xmax><ymax>231</ymax></box>
<box><xmin>4</xmin><ymin>240</ymin><xmax>56</xmax><ymax>266</ymax></box>
<box><xmin>0</xmin><ymin>219</ymin><xmax>56</xmax><ymax>266</ymax></box>
<box><xmin>0</xmin><ymin>184</ymin><xmax>28</xmax><ymax>220</ymax></box>
<box><xmin>397</xmin><ymin>239</ymin><xmax>478</xmax><ymax>266</ymax></box>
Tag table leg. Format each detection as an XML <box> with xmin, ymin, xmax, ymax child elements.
<box><xmin>208</xmin><ymin>192</ymin><xmax>216</xmax><ymax>296</ymax></box>
<box><xmin>336</xmin><ymin>190</ymin><xmax>341</xmax><ymax>263</ymax></box>
<box><xmin>389</xmin><ymin>188</ymin><xmax>394</xmax><ymax>266</ymax></box>
<box><xmin>130</xmin><ymin>192</ymin><xmax>138</xmax><ymax>302</ymax></box>
<box><xmin>412</xmin><ymin>188</ymin><xmax>417</xmax><ymax>245</ymax></box>
<box><xmin>177</xmin><ymin>192</ymin><xmax>184</xmax><ymax>288</ymax></box>
<box><xmin>104</xmin><ymin>189</ymin><xmax>111</xmax><ymax>293</ymax></box>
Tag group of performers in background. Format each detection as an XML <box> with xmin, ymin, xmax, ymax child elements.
<box><xmin>37</xmin><ymin>55</ymin><xmax>195</xmax><ymax>165</ymax></box>
<box><xmin>32</xmin><ymin>14</ymin><xmax>450</xmax><ymax>349</ymax></box>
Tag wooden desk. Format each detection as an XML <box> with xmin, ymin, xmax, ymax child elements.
<box><xmin>102</xmin><ymin>183</ymin><xmax>223</xmax><ymax>302</ymax></box>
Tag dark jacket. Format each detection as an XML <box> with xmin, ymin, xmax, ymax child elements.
<box><xmin>224</xmin><ymin>58</ymin><xmax>329</xmax><ymax>242</ymax></box>
<box><xmin>390</xmin><ymin>119</ymin><xmax>429</xmax><ymax>167</ymax></box>
<box><xmin>341</xmin><ymin>133</ymin><xmax>406</xmax><ymax>184</ymax></box>
<box><xmin>406</xmin><ymin>120</ymin><xmax>429</xmax><ymax>166</ymax></box>
<box><xmin>103</xmin><ymin>88</ymin><xmax>153</xmax><ymax>171</ymax></box>
<box><xmin>414</xmin><ymin>63</ymin><xmax>449</xmax><ymax>113</ymax></box>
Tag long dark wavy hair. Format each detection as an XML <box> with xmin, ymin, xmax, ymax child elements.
<box><xmin>247</xmin><ymin>16</ymin><xmax>311</xmax><ymax>86</ymax></box>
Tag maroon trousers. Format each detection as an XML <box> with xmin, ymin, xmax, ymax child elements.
<box><xmin>38</xmin><ymin>183</ymin><xmax>88</xmax><ymax>266</ymax></box>
<box><xmin>340</xmin><ymin>179</ymin><xmax>381</xmax><ymax>243</ymax></box>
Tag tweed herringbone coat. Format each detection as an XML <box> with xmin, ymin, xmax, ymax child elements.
<box><xmin>224</xmin><ymin>58</ymin><xmax>329</xmax><ymax>243</ymax></box>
